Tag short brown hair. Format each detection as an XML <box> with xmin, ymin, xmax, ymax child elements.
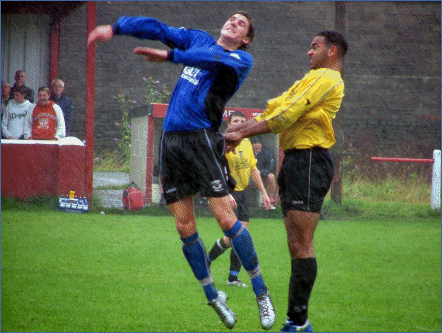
<box><xmin>228</xmin><ymin>110</ymin><xmax>247</xmax><ymax>123</ymax></box>
<box><xmin>38</xmin><ymin>86</ymin><xmax>50</xmax><ymax>94</ymax></box>
<box><xmin>12</xmin><ymin>85</ymin><xmax>27</xmax><ymax>95</ymax></box>
<box><xmin>231</xmin><ymin>11</ymin><xmax>254</xmax><ymax>51</ymax></box>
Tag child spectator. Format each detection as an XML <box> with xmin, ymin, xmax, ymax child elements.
<box><xmin>2</xmin><ymin>85</ymin><xmax>34</xmax><ymax>139</ymax></box>
<box><xmin>24</xmin><ymin>86</ymin><xmax>65</xmax><ymax>140</ymax></box>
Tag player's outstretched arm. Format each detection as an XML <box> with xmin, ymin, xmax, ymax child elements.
<box><xmin>225</xmin><ymin>119</ymin><xmax>271</xmax><ymax>146</ymax></box>
<box><xmin>87</xmin><ymin>25</ymin><xmax>114</xmax><ymax>46</ymax></box>
<box><xmin>134</xmin><ymin>47</ymin><xmax>169</xmax><ymax>63</ymax></box>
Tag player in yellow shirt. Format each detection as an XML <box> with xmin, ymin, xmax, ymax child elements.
<box><xmin>208</xmin><ymin>111</ymin><xmax>271</xmax><ymax>288</ymax></box>
<box><xmin>224</xmin><ymin>31</ymin><xmax>348</xmax><ymax>332</ymax></box>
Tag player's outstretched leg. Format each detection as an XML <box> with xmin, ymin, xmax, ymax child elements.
<box><xmin>182</xmin><ymin>232</ymin><xmax>236</xmax><ymax>329</ymax></box>
<box><xmin>227</xmin><ymin>250</ymin><xmax>248</xmax><ymax>287</ymax></box>
<box><xmin>224</xmin><ymin>221</ymin><xmax>275</xmax><ymax>330</ymax></box>
<box><xmin>207</xmin><ymin>237</ymin><xmax>229</xmax><ymax>266</ymax></box>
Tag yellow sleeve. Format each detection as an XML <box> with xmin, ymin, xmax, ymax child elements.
<box><xmin>262</xmin><ymin>70</ymin><xmax>342</xmax><ymax>134</ymax></box>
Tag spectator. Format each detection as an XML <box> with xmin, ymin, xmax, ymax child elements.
<box><xmin>1</xmin><ymin>80</ymin><xmax>11</xmax><ymax>116</ymax></box>
<box><xmin>250</xmin><ymin>136</ymin><xmax>277</xmax><ymax>209</ymax></box>
<box><xmin>9</xmin><ymin>70</ymin><xmax>34</xmax><ymax>103</ymax></box>
<box><xmin>51</xmin><ymin>79</ymin><xmax>73</xmax><ymax>136</ymax></box>
<box><xmin>1</xmin><ymin>85</ymin><xmax>34</xmax><ymax>139</ymax></box>
<box><xmin>24</xmin><ymin>86</ymin><xmax>65</xmax><ymax>140</ymax></box>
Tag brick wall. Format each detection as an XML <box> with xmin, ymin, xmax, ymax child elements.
<box><xmin>58</xmin><ymin>1</ymin><xmax>441</xmax><ymax>157</ymax></box>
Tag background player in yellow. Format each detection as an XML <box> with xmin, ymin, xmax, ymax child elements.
<box><xmin>224</xmin><ymin>31</ymin><xmax>348</xmax><ymax>332</ymax></box>
<box><xmin>208</xmin><ymin>111</ymin><xmax>271</xmax><ymax>287</ymax></box>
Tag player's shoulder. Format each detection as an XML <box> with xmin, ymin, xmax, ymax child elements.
<box><xmin>187</xmin><ymin>29</ymin><xmax>217</xmax><ymax>44</ymax></box>
<box><xmin>229</xmin><ymin>49</ymin><xmax>253</xmax><ymax>64</ymax></box>
<box><xmin>309</xmin><ymin>68</ymin><xmax>342</xmax><ymax>82</ymax></box>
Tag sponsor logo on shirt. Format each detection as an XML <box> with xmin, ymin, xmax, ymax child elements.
<box><xmin>211</xmin><ymin>180</ymin><xmax>223</xmax><ymax>192</ymax></box>
<box><xmin>230</xmin><ymin>53</ymin><xmax>241</xmax><ymax>60</ymax></box>
<box><xmin>181</xmin><ymin>66</ymin><xmax>201</xmax><ymax>85</ymax></box>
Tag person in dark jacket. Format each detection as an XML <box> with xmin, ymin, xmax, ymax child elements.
<box><xmin>51</xmin><ymin>79</ymin><xmax>73</xmax><ymax>136</ymax></box>
<box><xmin>250</xmin><ymin>136</ymin><xmax>277</xmax><ymax>208</ymax></box>
<box><xmin>9</xmin><ymin>70</ymin><xmax>34</xmax><ymax>103</ymax></box>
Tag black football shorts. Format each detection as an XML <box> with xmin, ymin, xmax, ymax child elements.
<box><xmin>231</xmin><ymin>190</ymin><xmax>249</xmax><ymax>222</ymax></box>
<box><xmin>278</xmin><ymin>147</ymin><xmax>334</xmax><ymax>215</ymax></box>
<box><xmin>159</xmin><ymin>129</ymin><xmax>235</xmax><ymax>205</ymax></box>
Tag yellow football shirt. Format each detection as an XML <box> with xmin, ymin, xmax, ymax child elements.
<box><xmin>226</xmin><ymin>138</ymin><xmax>257</xmax><ymax>192</ymax></box>
<box><xmin>255</xmin><ymin>68</ymin><xmax>344</xmax><ymax>151</ymax></box>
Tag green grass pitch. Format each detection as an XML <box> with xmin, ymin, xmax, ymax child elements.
<box><xmin>1</xmin><ymin>210</ymin><xmax>440</xmax><ymax>332</ymax></box>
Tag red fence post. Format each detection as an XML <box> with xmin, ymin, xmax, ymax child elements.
<box><xmin>85</xmin><ymin>1</ymin><xmax>96</xmax><ymax>206</ymax></box>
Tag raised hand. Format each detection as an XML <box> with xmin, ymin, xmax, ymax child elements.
<box><xmin>87</xmin><ymin>25</ymin><xmax>114</xmax><ymax>47</ymax></box>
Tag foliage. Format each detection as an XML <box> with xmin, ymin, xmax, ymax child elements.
<box><xmin>93</xmin><ymin>149</ymin><xmax>130</xmax><ymax>173</ymax></box>
<box><xmin>113</xmin><ymin>77</ymin><xmax>171</xmax><ymax>165</ymax></box>
<box><xmin>114</xmin><ymin>93</ymin><xmax>134</xmax><ymax>162</ymax></box>
<box><xmin>340</xmin><ymin>131</ymin><xmax>435</xmax><ymax>183</ymax></box>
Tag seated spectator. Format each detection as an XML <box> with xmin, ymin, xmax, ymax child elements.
<box><xmin>250</xmin><ymin>136</ymin><xmax>277</xmax><ymax>207</ymax></box>
<box><xmin>9</xmin><ymin>70</ymin><xmax>34</xmax><ymax>103</ymax></box>
<box><xmin>50</xmin><ymin>79</ymin><xmax>73</xmax><ymax>136</ymax></box>
<box><xmin>1</xmin><ymin>80</ymin><xmax>11</xmax><ymax>116</ymax></box>
<box><xmin>24</xmin><ymin>86</ymin><xmax>66</xmax><ymax>140</ymax></box>
<box><xmin>1</xmin><ymin>86</ymin><xmax>34</xmax><ymax>139</ymax></box>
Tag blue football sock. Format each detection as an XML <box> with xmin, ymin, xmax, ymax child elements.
<box><xmin>225</xmin><ymin>221</ymin><xmax>268</xmax><ymax>296</ymax></box>
<box><xmin>182</xmin><ymin>232</ymin><xmax>218</xmax><ymax>301</ymax></box>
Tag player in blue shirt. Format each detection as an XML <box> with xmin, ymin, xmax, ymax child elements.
<box><xmin>88</xmin><ymin>12</ymin><xmax>275</xmax><ymax>330</ymax></box>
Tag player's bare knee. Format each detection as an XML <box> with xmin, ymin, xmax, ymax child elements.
<box><xmin>287</xmin><ymin>236</ymin><xmax>312</xmax><ymax>257</ymax></box>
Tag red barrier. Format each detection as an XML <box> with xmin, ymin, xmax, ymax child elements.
<box><xmin>1</xmin><ymin>138</ymin><xmax>86</xmax><ymax>199</ymax></box>
<box><xmin>371</xmin><ymin>157</ymin><xmax>435</xmax><ymax>164</ymax></box>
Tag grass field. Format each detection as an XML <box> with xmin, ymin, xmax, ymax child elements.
<box><xmin>1</xmin><ymin>202</ymin><xmax>440</xmax><ymax>332</ymax></box>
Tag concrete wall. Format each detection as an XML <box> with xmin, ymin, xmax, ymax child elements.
<box><xmin>58</xmin><ymin>1</ymin><xmax>441</xmax><ymax>158</ymax></box>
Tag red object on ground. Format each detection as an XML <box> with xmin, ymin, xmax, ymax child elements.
<box><xmin>122</xmin><ymin>183</ymin><xmax>144</xmax><ymax>210</ymax></box>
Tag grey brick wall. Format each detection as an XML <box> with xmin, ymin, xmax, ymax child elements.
<box><xmin>59</xmin><ymin>1</ymin><xmax>441</xmax><ymax>157</ymax></box>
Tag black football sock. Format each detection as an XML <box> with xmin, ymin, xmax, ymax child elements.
<box><xmin>228</xmin><ymin>250</ymin><xmax>242</xmax><ymax>281</ymax></box>
<box><xmin>287</xmin><ymin>258</ymin><xmax>317</xmax><ymax>326</ymax></box>
<box><xmin>208</xmin><ymin>237</ymin><xmax>229</xmax><ymax>263</ymax></box>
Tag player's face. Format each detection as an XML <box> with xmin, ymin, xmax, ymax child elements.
<box><xmin>228</xmin><ymin>115</ymin><xmax>247</xmax><ymax>128</ymax></box>
<box><xmin>307</xmin><ymin>36</ymin><xmax>330</xmax><ymax>70</ymax></box>
<box><xmin>220</xmin><ymin>14</ymin><xmax>251</xmax><ymax>47</ymax></box>
<box><xmin>37</xmin><ymin>90</ymin><xmax>50</xmax><ymax>105</ymax></box>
